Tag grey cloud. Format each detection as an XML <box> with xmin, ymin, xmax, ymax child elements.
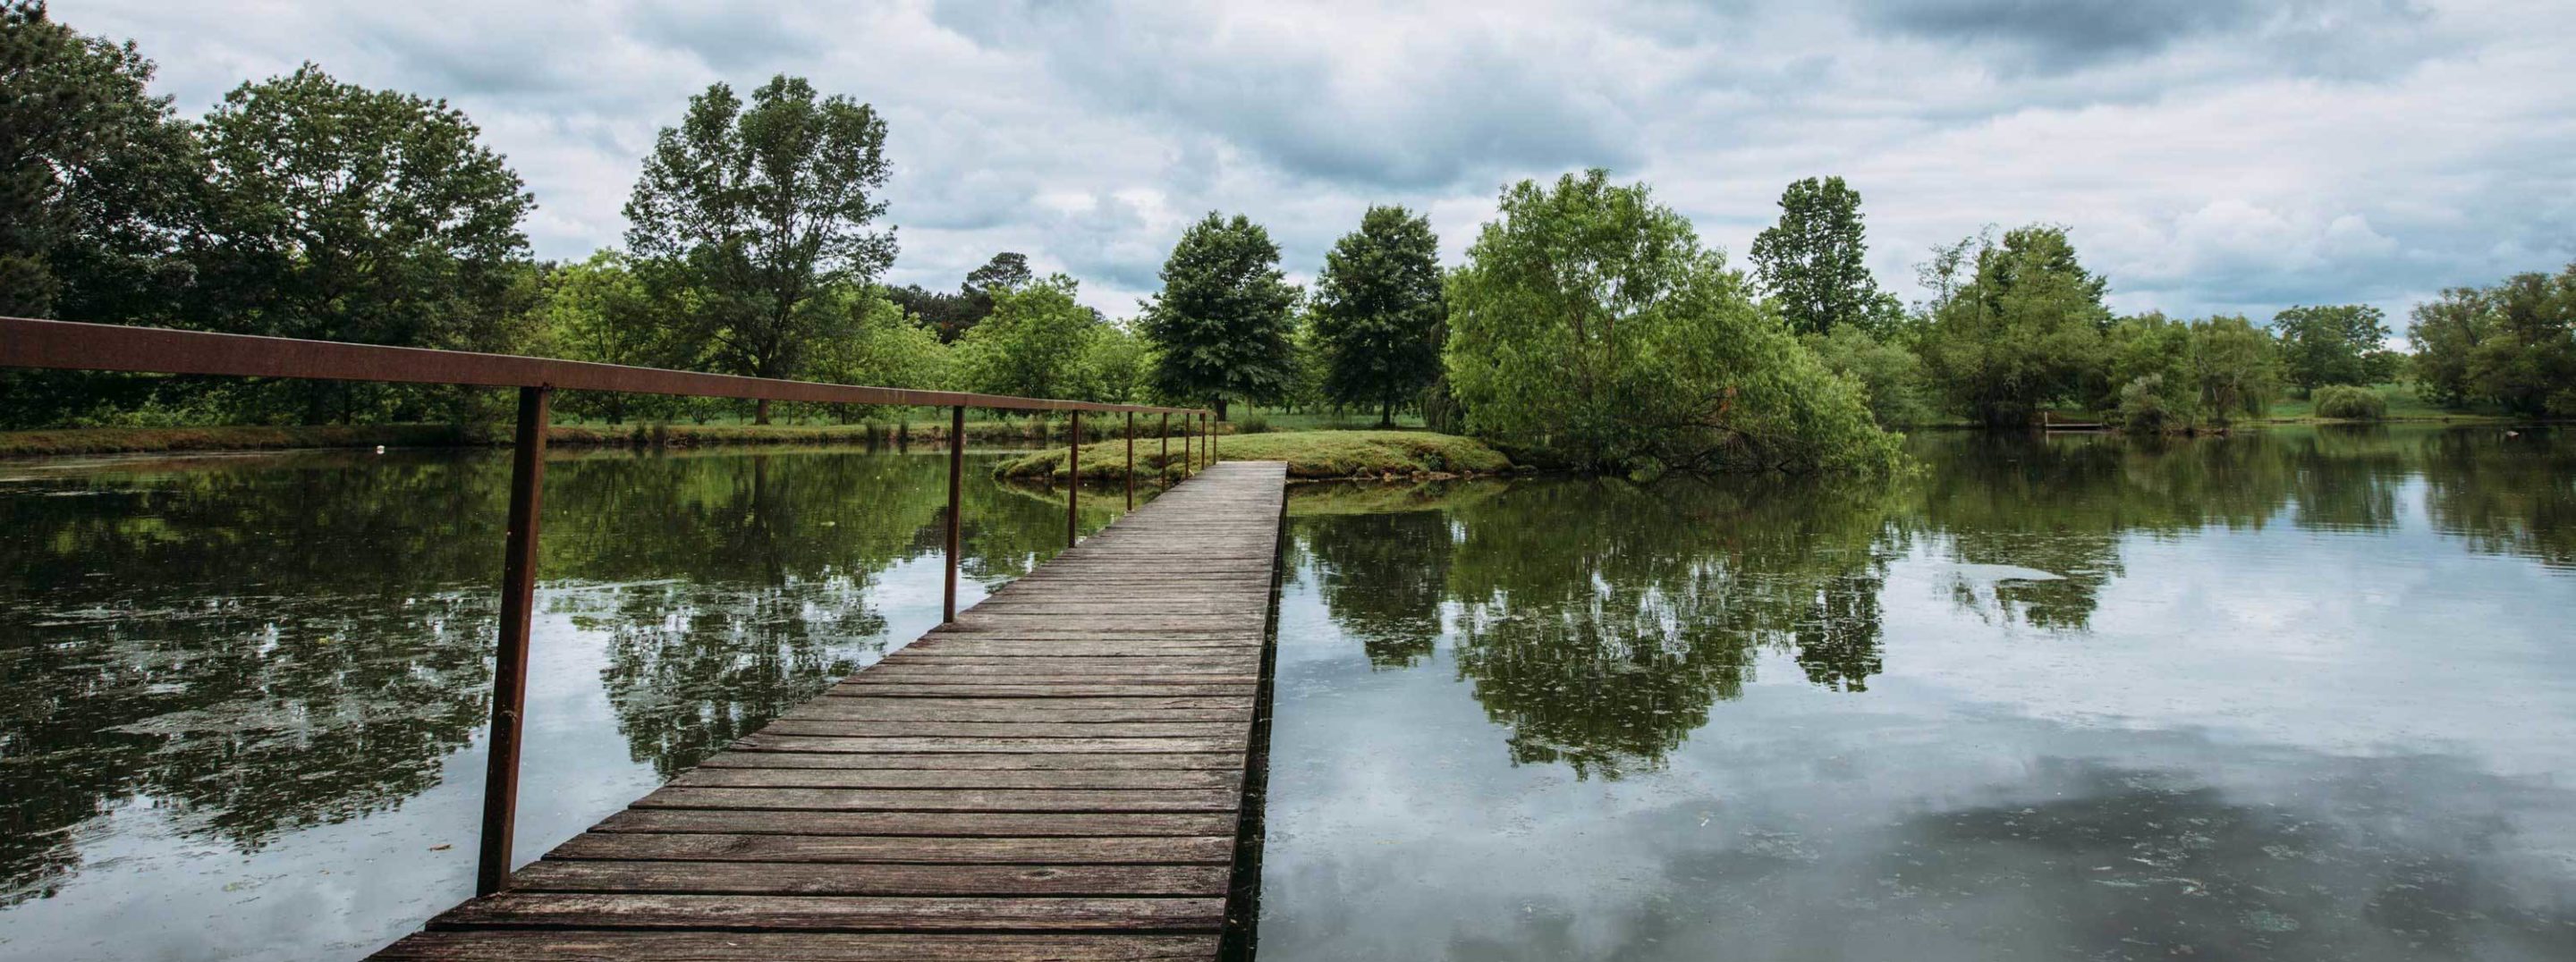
<box><xmin>928</xmin><ymin>1</ymin><xmax>1643</xmax><ymax>189</ymax></box>
<box><xmin>1859</xmin><ymin>0</ymin><xmax>2261</xmax><ymax>72</ymax></box>
<box><xmin>629</xmin><ymin>1</ymin><xmax>827</xmax><ymax>73</ymax></box>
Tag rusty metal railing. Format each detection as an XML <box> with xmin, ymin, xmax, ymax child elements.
<box><xmin>0</xmin><ymin>316</ymin><xmax>1216</xmax><ymax>896</ymax></box>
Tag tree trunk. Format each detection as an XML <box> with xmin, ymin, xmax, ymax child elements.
<box><xmin>1216</xmin><ymin>398</ymin><xmax>1229</xmax><ymax>421</ymax></box>
<box><xmin>755</xmin><ymin>398</ymin><xmax>772</xmax><ymax>426</ymax></box>
<box><xmin>1379</xmin><ymin>401</ymin><xmax>1394</xmax><ymax>428</ymax></box>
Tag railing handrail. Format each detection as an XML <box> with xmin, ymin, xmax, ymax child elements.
<box><xmin>0</xmin><ymin>316</ymin><xmax>1208</xmax><ymax>416</ymax></box>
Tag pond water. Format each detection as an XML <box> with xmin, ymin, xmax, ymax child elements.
<box><xmin>4</xmin><ymin>427</ymin><xmax>2572</xmax><ymax>961</ymax></box>
<box><xmin>1257</xmin><ymin>426</ymin><xmax>2576</xmax><ymax>961</ymax></box>
<box><xmin>0</xmin><ymin>444</ymin><xmax>1127</xmax><ymax>960</ymax></box>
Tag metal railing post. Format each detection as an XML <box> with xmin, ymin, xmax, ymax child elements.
<box><xmin>477</xmin><ymin>385</ymin><xmax>550</xmax><ymax>898</ymax></box>
<box><xmin>944</xmin><ymin>404</ymin><xmax>963</xmax><ymax>623</ymax></box>
<box><xmin>1207</xmin><ymin>412</ymin><xmax>1216</xmax><ymax>468</ymax></box>
<box><xmin>1125</xmin><ymin>412</ymin><xmax>1135</xmax><ymax>511</ymax></box>
<box><xmin>1066</xmin><ymin>410</ymin><xmax>1080</xmax><ymax>548</ymax></box>
<box><xmin>1160</xmin><ymin>413</ymin><xmax>1171</xmax><ymax>487</ymax></box>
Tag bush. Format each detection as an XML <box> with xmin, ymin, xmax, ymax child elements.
<box><xmin>1443</xmin><ymin>171</ymin><xmax>1902</xmax><ymax>475</ymax></box>
<box><xmin>1232</xmin><ymin>411</ymin><xmax>1272</xmax><ymax>435</ymax></box>
<box><xmin>2117</xmin><ymin>375</ymin><xmax>2182</xmax><ymax>432</ymax></box>
<box><xmin>2312</xmin><ymin>384</ymin><xmax>2386</xmax><ymax>420</ymax></box>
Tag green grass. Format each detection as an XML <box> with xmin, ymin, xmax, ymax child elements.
<box><xmin>992</xmin><ymin>429</ymin><xmax>1511</xmax><ymax>483</ymax></box>
<box><xmin>1223</xmin><ymin>405</ymin><xmax>1428</xmax><ymax>433</ymax></box>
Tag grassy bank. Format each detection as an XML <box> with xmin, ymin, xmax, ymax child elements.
<box><xmin>993</xmin><ymin>429</ymin><xmax>1513</xmax><ymax>483</ymax></box>
<box><xmin>2258</xmin><ymin>383</ymin><xmax>2512</xmax><ymax>423</ymax></box>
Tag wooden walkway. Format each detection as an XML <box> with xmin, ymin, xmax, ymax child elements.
<box><xmin>371</xmin><ymin>461</ymin><xmax>1289</xmax><ymax>961</ymax></box>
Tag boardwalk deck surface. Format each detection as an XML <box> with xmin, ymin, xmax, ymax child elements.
<box><xmin>371</xmin><ymin>461</ymin><xmax>1288</xmax><ymax>961</ymax></box>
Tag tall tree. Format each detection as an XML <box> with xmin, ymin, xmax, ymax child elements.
<box><xmin>1916</xmin><ymin>225</ymin><xmax>2114</xmax><ymax>426</ymax></box>
<box><xmin>2272</xmin><ymin>303</ymin><xmax>2394</xmax><ymax>394</ymax></box>
<box><xmin>2409</xmin><ymin>263</ymin><xmax>2576</xmax><ymax>417</ymax></box>
<box><xmin>624</xmin><ymin>75</ymin><xmax>894</xmax><ymax>423</ymax></box>
<box><xmin>194</xmin><ymin>63</ymin><xmax>535</xmax><ymax>422</ymax></box>
<box><xmin>1310</xmin><ymin>205</ymin><xmax>1445</xmax><ymax>426</ymax></box>
<box><xmin>0</xmin><ymin>0</ymin><xmax>197</xmax><ymax>321</ymax></box>
<box><xmin>0</xmin><ymin>2</ymin><xmax>200</xmax><ymax>428</ymax></box>
<box><xmin>963</xmin><ymin>251</ymin><xmax>1031</xmax><ymax>297</ymax></box>
<box><xmin>1750</xmin><ymin>176</ymin><xmax>1898</xmax><ymax>336</ymax></box>
<box><xmin>1140</xmin><ymin>212</ymin><xmax>1301</xmax><ymax>419</ymax></box>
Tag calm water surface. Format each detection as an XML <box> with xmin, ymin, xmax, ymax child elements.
<box><xmin>0</xmin><ymin>444</ymin><xmax>1124</xmax><ymax>960</ymax></box>
<box><xmin>1259</xmin><ymin>426</ymin><xmax>2576</xmax><ymax>961</ymax></box>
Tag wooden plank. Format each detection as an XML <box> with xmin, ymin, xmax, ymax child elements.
<box><xmin>817</xmin><ymin>684</ymin><xmax>1252</xmax><ymax>698</ymax></box>
<box><xmin>727</xmin><ymin>734</ymin><xmax>1246</xmax><ymax>755</ymax></box>
<box><xmin>428</xmin><ymin>893</ymin><xmax>1227</xmax><ymax>932</ymax></box>
<box><xmin>509</xmin><ymin>860</ymin><xmax>1231</xmax><ymax>897</ymax></box>
<box><xmin>632</xmin><ymin>787</ymin><xmax>1240</xmax><ymax>813</ymax></box>
<box><xmin>593</xmin><ymin>810</ymin><xmax>1236</xmax><ymax>838</ymax></box>
<box><xmin>755</xmin><ymin>721</ymin><xmax>1244</xmax><ymax>739</ymax></box>
<box><xmin>544</xmin><ymin>832</ymin><xmax>1238</xmax><ymax>865</ymax></box>
<box><xmin>699</xmin><ymin>752</ymin><xmax>1243</xmax><ymax>771</ymax></box>
<box><xmin>779</xmin><ymin>704</ymin><xmax>1251</xmax><ymax>724</ymax></box>
<box><xmin>372</xmin><ymin>932</ymin><xmax>1220</xmax><ymax>961</ymax></box>
<box><xmin>671</xmin><ymin>768</ymin><xmax>1241</xmax><ymax>791</ymax></box>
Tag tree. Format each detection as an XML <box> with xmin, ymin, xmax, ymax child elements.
<box><xmin>808</xmin><ymin>285</ymin><xmax>948</xmax><ymax>392</ymax></box>
<box><xmin>193</xmin><ymin>63</ymin><xmax>535</xmax><ymax>423</ymax></box>
<box><xmin>952</xmin><ymin>274</ymin><xmax>1099</xmax><ymax>401</ymax></box>
<box><xmin>1081</xmin><ymin>323</ymin><xmax>1151</xmax><ymax>403</ymax></box>
<box><xmin>1443</xmin><ymin>170</ymin><xmax>1900</xmax><ymax>475</ymax></box>
<box><xmin>530</xmin><ymin>250</ymin><xmax>657</xmax><ymax>422</ymax></box>
<box><xmin>0</xmin><ymin>0</ymin><xmax>197</xmax><ymax>321</ymax></box>
<box><xmin>0</xmin><ymin>2</ymin><xmax>201</xmax><ymax>428</ymax></box>
<box><xmin>2410</xmin><ymin>263</ymin><xmax>2576</xmax><ymax>417</ymax></box>
<box><xmin>1804</xmin><ymin>325</ymin><xmax>1932</xmax><ymax>428</ymax></box>
<box><xmin>624</xmin><ymin>75</ymin><xmax>894</xmax><ymax>423</ymax></box>
<box><xmin>1916</xmin><ymin>225</ymin><xmax>2114</xmax><ymax>426</ymax></box>
<box><xmin>1750</xmin><ymin>176</ymin><xmax>1899</xmax><ymax>336</ymax></box>
<box><xmin>1309</xmin><ymin>206</ymin><xmax>1445</xmax><ymax>426</ymax></box>
<box><xmin>963</xmin><ymin>251</ymin><xmax>1032</xmax><ymax>297</ymax></box>
<box><xmin>1140</xmin><ymin>212</ymin><xmax>1301</xmax><ymax>419</ymax></box>
<box><xmin>2273</xmin><ymin>303</ymin><xmax>2394</xmax><ymax>394</ymax></box>
<box><xmin>2187</xmin><ymin>314</ymin><xmax>2279</xmax><ymax>421</ymax></box>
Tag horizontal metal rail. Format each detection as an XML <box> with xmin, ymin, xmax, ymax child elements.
<box><xmin>0</xmin><ymin>316</ymin><xmax>1204</xmax><ymax>416</ymax></box>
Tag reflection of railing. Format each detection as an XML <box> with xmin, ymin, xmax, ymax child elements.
<box><xmin>0</xmin><ymin>315</ymin><xmax>1216</xmax><ymax>898</ymax></box>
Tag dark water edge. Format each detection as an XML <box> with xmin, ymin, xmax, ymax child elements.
<box><xmin>1257</xmin><ymin>426</ymin><xmax>2576</xmax><ymax>962</ymax></box>
<box><xmin>0</xmin><ymin>445</ymin><xmax>1128</xmax><ymax>960</ymax></box>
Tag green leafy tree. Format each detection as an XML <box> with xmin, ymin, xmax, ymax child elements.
<box><xmin>1750</xmin><ymin>176</ymin><xmax>1900</xmax><ymax>336</ymax></box>
<box><xmin>193</xmin><ymin>63</ymin><xmax>535</xmax><ymax>423</ymax></box>
<box><xmin>530</xmin><ymin>250</ymin><xmax>660</xmax><ymax>422</ymax></box>
<box><xmin>0</xmin><ymin>2</ymin><xmax>202</xmax><ymax>428</ymax></box>
<box><xmin>1443</xmin><ymin>170</ymin><xmax>1900</xmax><ymax>475</ymax></box>
<box><xmin>1140</xmin><ymin>212</ymin><xmax>1301</xmax><ymax>419</ymax></box>
<box><xmin>1080</xmin><ymin>323</ymin><xmax>1152</xmax><ymax>402</ymax></box>
<box><xmin>1917</xmin><ymin>225</ymin><xmax>2114</xmax><ymax>426</ymax></box>
<box><xmin>1803</xmin><ymin>325</ymin><xmax>1933</xmax><ymax>427</ymax></box>
<box><xmin>2407</xmin><ymin>285</ymin><xmax>2493</xmax><ymax>408</ymax></box>
<box><xmin>2408</xmin><ymin>265</ymin><xmax>2576</xmax><ymax>416</ymax></box>
<box><xmin>624</xmin><ymin>75</ymin><xmax>894</xmax><ymax>423</ymax></box>
<box><xmin>2188</xmin><ymin>314</ymin><xmax>2279</xmax><ymax>421</ymax></box>
<box><xmin>809</xmin><ymin>284</ymin><xmax>948</xmax><ymax>392</ymax></box>
<box><xmin>1310</xmin><ymin>205</ymin><xmax>1445</xmax><ymax>426</ymax></box>
<box><xmin>953</xmin><ymin>274</ymin><xmax>1099</xmax><ymax>401</ymax></box>
<box><xmin>2273</xmin><ymin>303</ymin><xmax>2394</xmax><ymax>394</ymax></box>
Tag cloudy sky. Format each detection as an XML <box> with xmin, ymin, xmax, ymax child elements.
<box><xmin>63</xmin><ymin>0</ymin><xmax>2576</xmax><ymax>324</ymax></box>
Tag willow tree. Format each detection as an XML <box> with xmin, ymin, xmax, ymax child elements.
<box><xmin>1443</xmin><ymin>170</ymin><xmax>1899</xmax><ymax>475</ymax></box>
<box><xmin>624</xmin><ymin>75</ymin><xmax>894</xmax><ymax>423</ymax></box>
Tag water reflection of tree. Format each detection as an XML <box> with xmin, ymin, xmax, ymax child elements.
<box><xmin>1305</xmin><ymin>511</ymin><xmax>1454</xmax><ymax>669</ymax></box>
<box><xmin>2419</xmin><ymin>428</ymin><xmax>2576</xmax><ymax>569</ymax></box>
<box><xmin>0</xmin><ymin>456</ymin><xmax>502</xmax><ymax>903</ymax></box>
<box><xmin>1436</xmin><ymin>477</ymin><xmax>1903</xmax><ymax>779</ymax></box>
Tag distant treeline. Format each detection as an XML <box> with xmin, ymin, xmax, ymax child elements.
<box><xmin>5</xmin><ymin>2</ymin><xmax>2567</xmax><ymax>474</ymax></box>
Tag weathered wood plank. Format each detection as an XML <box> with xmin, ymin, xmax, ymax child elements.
<box><xmin>671</xmin><ymin>767</ymin><xmax>1241</xmax><ymax>791</ymax></box>
<box><xmin>544</xmin><ymin>832</ymin><xmax>1238</xmax><ymax>865</ymax></box>
<box><xmin>632</xmin><ymin>787</ymin><xmax>1240</xmax><ymax>813</ymax></box>
<box><xmin>592</xmin><ymin>809</ymin><xmax>1236</xmax><ymax>838</ymax></box>
<box><xmin>371</xmin><ymin>932</ymin><xmax>1222</xmax><ymax>961</ymax></box>
<box><xmin>428</xmin><ymin>893</ymin><xmax>1227</xmax><ymax>932</ymax></box>
<box><xmin>699</xmin><ymin>751</ymin><xmax>1243</xmax><ymax>771</ymax></box>
<box><xmin>779</xmin><ymin>704</ymin><xmax>1250</xmax><ymax>724</ymax></box>
<box><xmin>817</xmin><ymin>684</ymin><xmax>1253</xmax><ymax>698</ymax></box>
<box><xmin>509</xmin><ymin>860</ymin><xmax>1231</xmax><ymax>897</ymax></box>
<box><xmin>755</xmin><ymin>720</ymin><xmax>1244</xmax><ymax>739</ymax></box>
<box><xmin>728</xmin><ymin>734</ymin><xmax>1246</xmax><ymax>755</ymax></box>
